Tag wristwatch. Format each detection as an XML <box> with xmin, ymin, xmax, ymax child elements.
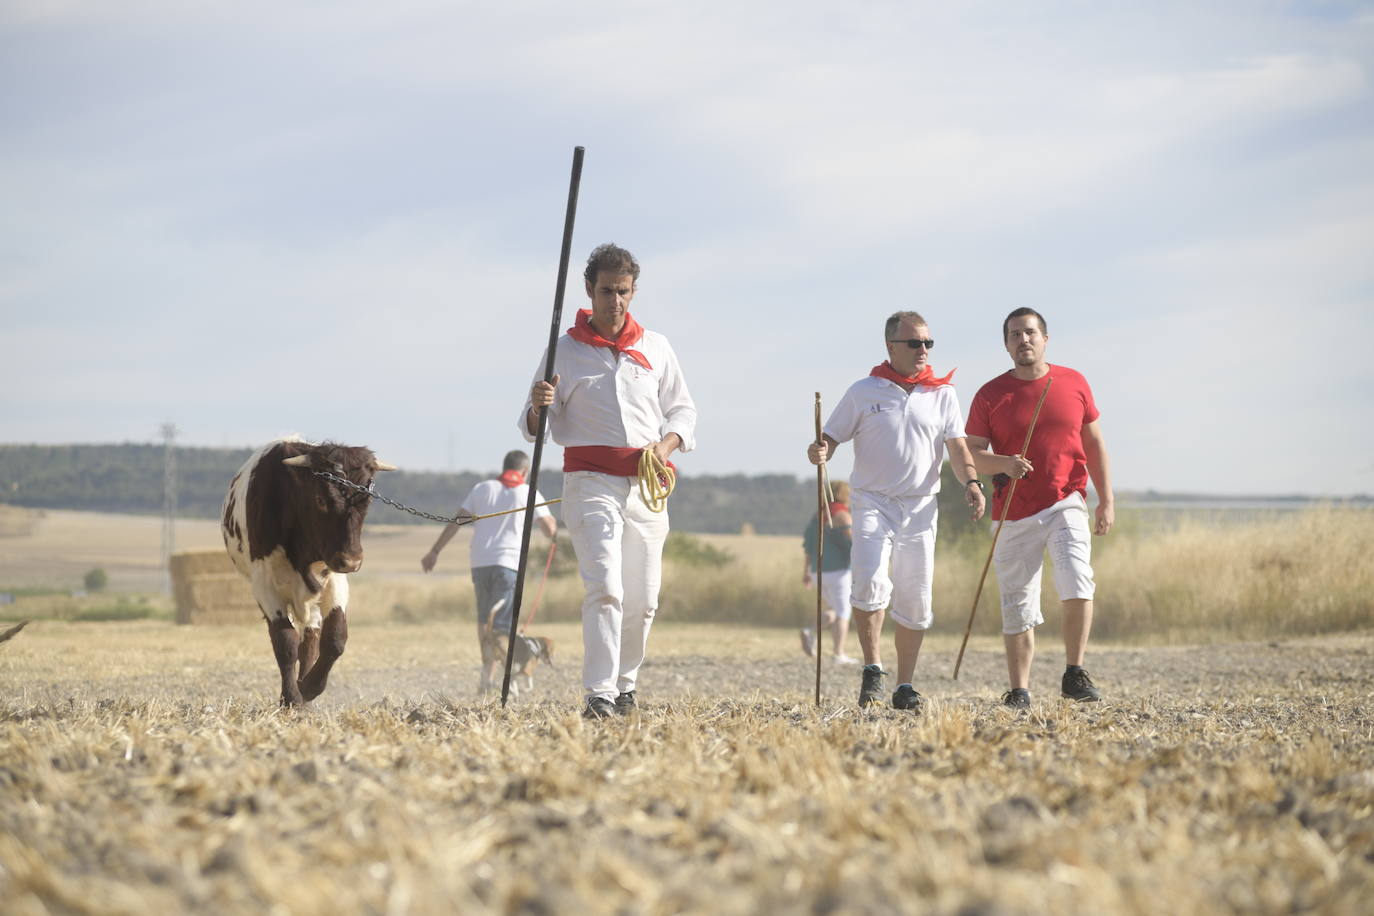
<box><xmin>964</xmin><ymin>479</ymin><xmax>986</xmax><ymax>492</ymax></box>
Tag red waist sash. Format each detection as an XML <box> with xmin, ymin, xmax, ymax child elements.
<box><xmin>564</xmin><ymin>445</ymin><xmax>676</xmax><ymax>478</ymax></box>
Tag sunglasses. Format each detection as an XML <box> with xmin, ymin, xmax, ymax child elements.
<box><xmin>888</xmin><ymin>338</ymin><xmax>935</xmax><ymax>350</ymax></box>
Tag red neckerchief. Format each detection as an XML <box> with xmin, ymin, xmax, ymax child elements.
<box><xmin>568</xmin><ymin>310</ymin><xmax>653</xmax><ymax>371</ymax></box>
<box><xmin>870</xmin><ymin>361</ymin><xmax>955</xmax><ymax>388</ymax></box>
<box><xmin>498</xmin><ymin>470</ymin><xmax>525</xmax><ymax>488</ymax></box>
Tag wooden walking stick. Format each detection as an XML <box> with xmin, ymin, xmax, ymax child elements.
<box><xmin>520</xmin><ymin>538</ymin><xmax>558</xmax><ymax>634</ymax></box>
<box><xmin>813</xmin><ymin>392</ymin><xmax>825</xmax><ymax>706</ymax></box>
<box><xmin>502</xmin><ymin>146</ymin><xmax>584</xmax><ymax>706</ymax></box>
<box><xmin>952</xmin><ymin>374</ymin><xmax>1053</xmax><ymax>680</ymax></box>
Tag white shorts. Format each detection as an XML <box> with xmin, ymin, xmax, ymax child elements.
<box><xmin>817</xmin><ymin>569</ymin><xmax>852</xmax><ymax>621</ymax></box>
<box><xmin>849</xmin><ymin>489</ymin><xmax>938</xmax><ymax>631</ymax></box>
<box><xmin>993</xmin><ymin>492</ymin><xmax>1096</xmax><ymax>635</ymax></box>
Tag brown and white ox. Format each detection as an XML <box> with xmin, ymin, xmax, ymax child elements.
<box><xmin>222</xmin><ymin>438</ymin><xmax>394</xmax><ymax>706</ymax></box>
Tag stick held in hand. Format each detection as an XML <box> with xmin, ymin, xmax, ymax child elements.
<box><xmin>502</xmin><ymin>146</ymin><xmax>585</xmax><ymax>707</ymax></box>
<box><xmin>814</xmin><ymin>392</ymin><xmax>825</xmax><ymax>706</ymax></box>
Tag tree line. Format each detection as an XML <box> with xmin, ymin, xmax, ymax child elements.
<box><xmin>0</xmin><ymin>443</ymin><xmax>982</xmax><ymax>537</ymax></box>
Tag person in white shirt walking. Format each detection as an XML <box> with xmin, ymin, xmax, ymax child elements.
<box><xmin>421</xmin><ymin>449</ymin><xmax>557</xmax><ymax>693</ymax></box>
<box><xmin>522</xmin><ymin>243</ymin><xmax>698</xmax><ymax>719</ymax></box>
<box><xmin>808</xmin><ymin>311</ymin><xmax>986</xmax><ymax>711</ymax></box>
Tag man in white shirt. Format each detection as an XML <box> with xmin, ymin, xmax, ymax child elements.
<box><xmin>523</xmin><ymin>243</ymin><xmax>697</xmax><ymax>719</ymax></box>
<box><xmin>421</xmin><ymin>449</ymin><xmax>557</xmax><ymax>693</ymax></box>
<box><xmin>808</xmin><ymin>311</ymin><xmax>986</xmax><ymax>710</ymax></box>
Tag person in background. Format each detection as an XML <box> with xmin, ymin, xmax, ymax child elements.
<box><xmin>800</xmin><ymin>480</ymin><xmax>857</xmax><ymax>665</ymax></box>
<box><xmin>421</xmin><ymin>449</ymin><xmax>557</xmax><ymax>694</ymax></box>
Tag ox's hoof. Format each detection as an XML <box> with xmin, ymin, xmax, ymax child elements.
<box><xmin>280</xmin><ymin>688</ymin><xmax>305</xmax><ymax>708</ymax></box>
<box><xmin>299</xmin><ymin>674</ymin><xmax>329</xmax><ymax>702</ymax></box>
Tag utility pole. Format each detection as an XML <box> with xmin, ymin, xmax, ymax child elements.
<box><xmin>160</xmin><ymin>422</ymin><xmax>178</xmax><ymax>594</ymax></box>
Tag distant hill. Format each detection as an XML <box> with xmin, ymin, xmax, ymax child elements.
<box><xmin>0</xmin><ymin>442</ymin><xmax>983</xmax><ymax>537</ymax></box>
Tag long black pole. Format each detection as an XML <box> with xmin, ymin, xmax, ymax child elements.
<box><xmin>502</xmin><ymin>146</ymin><xmax>584</xmax><ymax>706</ymax></box>
<box><xmin>814</xmin><ymin>393</ymin><xmax>824</xmax><ymax>707</ymax></box>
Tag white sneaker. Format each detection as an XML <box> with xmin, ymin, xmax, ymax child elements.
<box><xmin>831</xmin><ymin>654</ymin><xmax>859</xmax><ymax>666</ymax></box>
<box><xmin>799</xmin><ymin>628</ymin><xmax>815</xmax><ymax>657</ymax></box>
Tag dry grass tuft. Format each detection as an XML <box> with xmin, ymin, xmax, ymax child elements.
<box><xmin>1091</xmin><ymin>507</ymin><xmax>1374</xmax><ymax>641</ymax></box>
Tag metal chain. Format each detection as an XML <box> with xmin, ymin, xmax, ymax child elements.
<box><xmin>312</xmin><ymin>469</ymin><xmax>468</xmax><ymax>526</ymax></box>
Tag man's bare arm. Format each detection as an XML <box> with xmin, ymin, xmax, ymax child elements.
<box><xmin>421</xmin><ymin>522</ymin><xmax>461</xmax><ymax>573</ymax></box>
<box><xmin>945</xmin><ymin>437</ymin><xmax>986</xmax><ymax>522</ymax></box>
<box><xmin>965</xmin><ymin>434</ymin><xmax>1033</xmax><ymax>479</ymax></box>
<box><xmin>1081</xmin><ymin>419</ymin><xmax>1114</xmax><ymax>535</ymax></box>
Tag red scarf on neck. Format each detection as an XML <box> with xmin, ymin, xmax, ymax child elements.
<box><xmin>568</xmin><ymin>310</ymin><xmax>653</xmax><ymax>371</ymax></box>
<box><xmin>498</xmin><ymin>470</ymin><xmax>525</xmax><ymax>488</ymax></box>
<box><xmin>870</xmin><ymin>361</ymin><xmax>955</xmax><ymax>388</ymax></box>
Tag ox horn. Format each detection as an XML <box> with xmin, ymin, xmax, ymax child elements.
<box><xmin>373</xmin><ymin>461</ymin><xmax>397</xmax><ymax>471</ymax></box>
<box><xmin>282</xmin><ymin>455</ymin><xmax>312</xmax><ymax>467</ymax></box>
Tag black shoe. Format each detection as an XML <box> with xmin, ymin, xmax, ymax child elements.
<box><xmin>614</xmin><ymin>691</ymin><xmax>637</xmax><ymax>715</ymax></box>
<box><xmin>582</xmin><ymin>696</ymin><xmax>615</xmax><ymax>719</ymax></box>
<box><xmin>1002</xmin><ymin>687</ymin><xmax>1031</xmax><ymax>710</ymax></box>
<box><xmin>858</xmin><ymin>665</ymin><xmax>887</xmax><ymax>707</ymax></box>
<box><xmin>891</xmin><ymin>684</ymin><xmax>924</xmax><ymax>711</ymax></box>
<box><xmin>1061</xmin><ymin>667</ymin><xmax>1101</xmax><ymax>702</ymax></box>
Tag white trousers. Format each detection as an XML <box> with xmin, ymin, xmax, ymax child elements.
<box><xmin>849</xmin><ymin>489</ymin><xmax>939</xmax><ymax>631</ymax></box>
<box><xmin>992</xmin><ymin>492</ymin><xmax>1096</xmax><ymax>635</ymax></box>
<box><xmin>817</xmin><ymin>569</ymin><xmax>853</xmax><ymax>621</ymax></box>
<box><xmin>562</xmin><ymin>471</ymin><xmax>669</xmax><ymax>701</ymax></box>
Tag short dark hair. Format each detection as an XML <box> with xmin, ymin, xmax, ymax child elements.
<box><xmin>584</xmin><ymin>243</ymin><xmax>640</xmax><ymax>286</ymax></box>
<box><xmin>885</xmin><ymin>311</ymin><xmax>928</xmax><ymax>339</ymax></box>
<box><xmin>502</xmin><ymin>450</ymin><xmax>530</xmax><ymax>472</ymax></box>
<box><xmin>1003</xmin><ymin>308</ymin><xmax>1047</xmax><ymax>340</ymax></box>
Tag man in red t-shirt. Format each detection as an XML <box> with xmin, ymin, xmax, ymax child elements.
<box><xmin>966</xmin><ymin>308</ymin><xmax>1114</xmax><ymax>709</ymax></box>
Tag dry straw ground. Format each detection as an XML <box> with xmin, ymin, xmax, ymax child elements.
<box><xmin>2</xmin><ymin>620</ymin><xmax>1373</xmax><ymax>915</ymax></box>
<box><xmin>2</xmin><ymin>505</ymin><xmax>1373</xmax><ymax>914</ymax></box>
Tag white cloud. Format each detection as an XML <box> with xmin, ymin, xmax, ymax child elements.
<box><xmin>2</xmin><ymin>1</ymin><xmax>1372</xmax><ymax>494</ymax></box>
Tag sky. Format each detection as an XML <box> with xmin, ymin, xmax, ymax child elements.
<box><xmin>3</xmin><ymin>1</ymin><xmax>1372</xmax><ymax>497</ymax></box>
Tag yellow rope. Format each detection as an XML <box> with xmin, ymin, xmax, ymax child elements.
<box><xmin>638</xmin><ymin>447</ymin><xmax>676</xmax><ymax>513</ymax></box>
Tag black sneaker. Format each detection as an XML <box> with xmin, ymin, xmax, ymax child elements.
<box><xmin>1062</xmin><ymin>667</ymin><xmax>1101</xmax><ymax>702</ymax></box>
<box><xmin>582</xmin><ymin>696</ymin><xmax>615</xmax><ymax>719</ymax></box>
<box><xmin>1002</xmin><ymin>687</ymin><xmax>1031</xmax><ymax>710</ymax></box>
<box><xmin>858</xmin><ymin>665</ymin><xmax>887</xmax><ymax>707</ymax></box>
<box><xmin>614</xmin><ymin>691</ymin><xmax>637</xmax><ymax>715</ymax></box>
<box><xmin>891</xmin><ymin>684</ymin><xmax>924</xmax><ymax>711</ymax></box>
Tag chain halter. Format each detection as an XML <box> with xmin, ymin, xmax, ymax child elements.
<box><xmin>312</xmin><ymin>469</ymin><xmax>470</xmax><ymax>526</ymax></box>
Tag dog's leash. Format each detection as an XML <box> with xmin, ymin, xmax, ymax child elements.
<box><xmin>520</xmin><ymin>538</ymin><xmax>558</xmax><ymax>634</ymax></box>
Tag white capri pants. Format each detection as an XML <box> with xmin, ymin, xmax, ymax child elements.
<box><xmin>562</xmin><ymin>471</ymin><xmax>669</xmax><ymax>701</ymax></box>
<box><xmin>817</xmin><ymin>569</ymin><xmax>852</xmax><ymax>621</ymax></box>
<box><xmin>849</xmin><ymin>490</ymin><xmax>938</xmax><ymax>631</ymax></box>
<box><xmin>993</xmin><ymin>492</ymin><xmax>1096</xmax><ymax>635</ymax></box>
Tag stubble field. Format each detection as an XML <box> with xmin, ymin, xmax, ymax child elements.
<box><xmin>3</xmin><ymin>617</ymin><xmax>1373</xmax><ymax>915</ymax></box>
<box><xmin>3</xmin><ymin>505</ymin><xmax>1373</xmax><ymax>913</ymax></box>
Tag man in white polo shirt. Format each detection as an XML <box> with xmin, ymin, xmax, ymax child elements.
<box><xmin>522</xmin><ymin>243</ymin><xmax>697</xmax><ymax>719</ymax></box>
<box><xmin>421</xmin><ymin>449</ymin><xmax>557</xmax><ymax>694</ymax></box>
<box><xmin>808</xmin><ymin>311</ymin><xmax>985</xmax><ymax>710</ymax></box>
